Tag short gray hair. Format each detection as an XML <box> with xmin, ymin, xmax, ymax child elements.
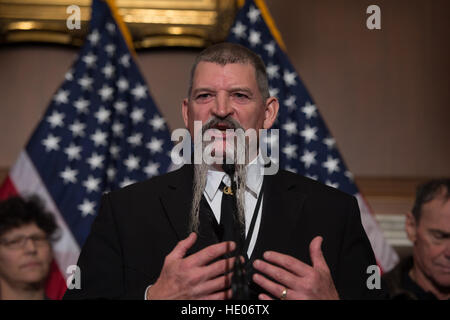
<box><xmin>187</xmin><ymin>42</ymin><xmax>270</xmax><ymax>101</ymax></box>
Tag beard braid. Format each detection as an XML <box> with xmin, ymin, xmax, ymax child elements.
<box><xmin>234</xmin><ymin>163</ymin><xmax>247</xmax><ymax>236</ymax></box>
<box><xmin>190</xmin><ymin>162</ymin><xmax>209</xmax><ymax>234</ymax></box>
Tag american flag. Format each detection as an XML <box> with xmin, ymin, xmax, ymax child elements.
<box><xmin>0</xmin><ymin>0</ymin><xmax>172</xmax><ymax>298</ymax></box>
<box><xmin>227</xmin><ymin>0</ymin><xmax>399</xmax><ymax>272</ymax></box>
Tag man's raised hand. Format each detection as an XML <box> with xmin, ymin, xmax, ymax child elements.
<box><xmin>146</xmin><ymin>233</ymin><xmax>236</xmax><ymax>300</ymax></box>
<box><xmin>252</xmin><ymin>236</ymin><xmax>339</xmax><ymax>300</ymax></box>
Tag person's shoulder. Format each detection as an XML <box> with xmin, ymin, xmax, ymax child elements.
<box><xmin>107</xmin><ymin>165</ymin><xmax>192</xmax><ymax>199</ymax></box>
<box><xmin>275</xmin><ymin>169</ymin><xmax>355</xmax><ymax>202</ymax></box>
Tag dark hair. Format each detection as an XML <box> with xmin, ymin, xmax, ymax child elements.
<box><xmin>188</xmin><ymin>42</ymin><xmax>270</xmax><ymax>101</ymax></box>
<box><xmin>0</xmin><ymin>196</ymin><xmax>59</xmax><ymax>240</ymax></box>
<box><xmin>411</xmin><ymin>179</ymin><xmax>450</xmax><ymax>221</ymax></box>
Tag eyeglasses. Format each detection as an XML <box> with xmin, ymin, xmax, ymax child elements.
<box><xmin>0</xmin><ymin>234</ymin><xmax>49</xmax><ymax>250</ymax></box>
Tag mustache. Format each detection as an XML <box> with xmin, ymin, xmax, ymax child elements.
<box><xmin>202</xmin><ymin>116</ymin><xmax>244</xmax><ymax>134</ymax></box>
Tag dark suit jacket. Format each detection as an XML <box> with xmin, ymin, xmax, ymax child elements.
<box><xmin>63</xmin><ymin>165</ymin><xmax>385</xmax><ymax>300</ymax></box>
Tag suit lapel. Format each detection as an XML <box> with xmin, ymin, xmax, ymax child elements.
<box><xmin>250</xmin><ymin>171</ymin><xmax>307</xmax><ymax>260</ymax></box>
<box><xmin>159</xmin><ymin>165</ymin><xmax>193</xmax><ymax>242</ymax></box>
<box><xmin>159</xmin><ymin>165</ymin><xmax>219</xmax><ymax>254</ymax></box>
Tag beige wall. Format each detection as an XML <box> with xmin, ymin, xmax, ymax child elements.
<box><xmin>0</xmin><ymin>0</ymin><xmax>449</xmax><ymax>178</ymax></box>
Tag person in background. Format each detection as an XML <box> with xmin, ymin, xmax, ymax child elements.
<box><xmin>383</xmin><ymin>179</ymin><xmax>450</xmax><ymax>300</ymax></box>
<box><xmin>0</xmin><ymin>196</ymin><xmax>58</xmax><ymax>300</ymax></box>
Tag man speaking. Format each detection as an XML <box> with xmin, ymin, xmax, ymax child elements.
<box><xmin>64</xmin><ymin>43</ymin><xmax>384</xmax><ymax>300</ymax></box>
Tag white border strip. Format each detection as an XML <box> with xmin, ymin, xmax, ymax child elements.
<box><xmin>356</xmin><ymin>193</ymin><xmax>399</xmax><ymax>272</ymax></box>
<box><xmin>10</xmin><ymin>151</ymin><xmax>80</xmax><ymax>276</ymax></box>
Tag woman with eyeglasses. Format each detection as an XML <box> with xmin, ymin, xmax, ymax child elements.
<box><xmin>0</xmin><ymin>196</ymin><xmax>58</xmax><ymax>300</ymax></box>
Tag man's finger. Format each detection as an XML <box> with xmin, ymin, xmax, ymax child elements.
<box><xmin>253</xmin><ymin>273</ymin><xmax>288</xmax><ymax>300</ymax></box>
<box><xmin>309</xmin><ymin>236</ymin><xmax>329</xmax><ymax>270</ymax></box>
<box><xmin>258</xmin><ymin>293</ymin><xmax>274</xmax><ymax>300</ymax></box>
<box><xmin>194</xmin><ymin>273</ymin><xmax>233</xmax><ymax>298</ymax></box>
<box><xmin>253</xmin><ymin>259</ymin><xmax>297</xmax><ymax>287</ymax></box>
<box><xmin>170</xmin><ymin>232</ymin><xmax>197</xmax><ymax>259</ymax></box>
<box><xmin>201</xmin><ymin>288</ymin><xmax>232</xmax><ymax>300</ymax></box>
<box><xmin>204</xmin><ymin>256</ymin><xmax>236</xmax><ymax>279</ymax></box>
<box><xmin>186</xmin><ymin>241</ymin><xmax>236</xmax><ymax>267</ymax></box>
<box><xmin>262</xmin><ymin>251</ymin><xmax>312</xmax><ymax>277</ymax></box>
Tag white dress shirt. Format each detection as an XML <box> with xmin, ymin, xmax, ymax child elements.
<box><xmin>203</xmin><ymin>157</ymin><xmax>264</xmax><ymax>259</ymax></box>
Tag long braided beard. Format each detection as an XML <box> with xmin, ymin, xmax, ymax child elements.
<box><xmin>189</xmin><ymin>116</ymin><xmax>248</xmax><ymax>235</ymax></box>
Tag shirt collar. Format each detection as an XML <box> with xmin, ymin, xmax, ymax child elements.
<box><xmin>203</xmin><ymin>156</ymin><xmax>264</xmax><ymax>201</ymax></box>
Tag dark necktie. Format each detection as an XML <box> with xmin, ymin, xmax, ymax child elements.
<box><xmin>219</xmin><ymin>181</ymin><xmax>245</xmax><ymax>248</ymax></box>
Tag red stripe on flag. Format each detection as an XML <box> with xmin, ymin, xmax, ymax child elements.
<box><xmin>46</xmin><ymin>260</ymin><xmax>67</xmax><ymax>300</ymax></box>
<box><xmin>0</xmin><ymin>176</ymin><xmax>18</xmax><ymax>200</ymax></box>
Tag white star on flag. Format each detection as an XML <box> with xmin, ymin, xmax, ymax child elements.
<box><xmin>300</xmin><ymin>150</ymin><xmax>317</xmax><ymax>169</ymax></box>
<box><xmin>323</xmin><ymin>137</ymin><xmax>335</xmax><ymax>149</ymax></box>
<box><xmin>269</xmin><ymin>87</ymin><xmax>279</xmax><ymax>98</ymax></box>
<box><xmin>60</xmin><ymin>167</ymin><xmax>78</xmax><ymax>184</ymax></box>
<box><xmin>326</xmin><ymin>180</ymin><xmax>339</xmax><ymax>189</ymax></box>
<box><xmin>322</xmin><ymin>156</ymin><xmax>340</xmax><ymax>174</ymax></box>
<box><xmin>106</xmin><ymin>22</ymin><xmax>115</xmax><ymax>34</ymax></box>
<box><xmin>300</xmin><ymin>125</ymin><xmax>318</xmax><ymax>143</ymax></box>
<box><xmin>98</xmin><ymin>85</ymin><xmax>114</xmax><ymax>101</ymax></box>
<box><xmin>285</xmin><ymin>166</ymin><xmax>298</xmax><ymax>173</ymax></box>
<box><xmin>282</xmin><ymin>143</ymin><xmax>297</xmax><ymax>159</ymax></box>
<box><xmin>127</xmin><ymin>133</ymin><xmax>142</xmax><ymax>147</ymax></box>
<box><xmin>78</xmin><ymin>199</ymin><xmax>96</xmax><ymax>217</ymax></box>
<box><xmin>281</xmin><ymin>121</ymin><xmax>297</xmax><ymax>136</ymax></box>
<box><xmin>284</xmin><ymin>95</ymin><xmax>296</xmax><ymax>111</ymax></box>
<box><xmin>120</xmin><ymin>177</ymin><xmax>136</xmax><ymax>188</ymax></box>
<box><xmin>87</xmin><ymin>29</ymin><xmax>100</xmax><ymax>45</ymax></box>
<box><xmin>144</xmin><ymin>161</ymin><xmax>160</xmax><ymax>177</ymax></box>
<box><xmin>264</xmin><ymin>41</ymin><xmax>276</xmax><ymax>56</ymax></box>
<box><xmin>248</xmin><ymin>30</ymin><xmax>261</xmax><ymax>46</ymax></box>
<box><xmin>94</xmin><ymin>107</ymin><xmax>111</xmax><ymax>124</ymax></box>
<box><xmin>86</xmin><ymin>152</ymin><xmax>104</xmax><ymax>170</ymax></box>
<box><xmin>105</xmin><ymin>43</ymin><xmax>116</xmax><ymax>56</ymax></box>
<box><xmin>344</xmin><ymin>171</ymin><xmax>354</xmax><ymax>181</ymax></box>
<box><xmin>102</xmin><ymin>63</ymin><xmax>115</xmax><ymax>79</ymax></box>
<box><xmin>283</xmin><ymin>70</ymin><xmax>297</xmax><ymax>86</ymax></box>
<box><xmin>116</xmin><ymin>77</ymin><xmax>129</xmax><ymax>92</ymax></box>
<box><xmin>247</xmin><ymin>5</ymin><xmax>260</xmax><ymax>23</ymax></box>
<box><xmin>124</xmin><ymin>155</ymin><xmax>140</xmax><ymax>171</ymax></box>
<box><xmin>78</xmin><ymin>75</ymin><xmax>93</xmax><ymax>91</ymax></box>
<box><xmin>53</xmin><ymin>89</ymin><xmax>70</xmax><ymax>105</ymax></box>
<box><xmin>69</xmin><ymin>120</ymin><xmax>86</xmax><ymax>137</ymax></box>
<box><xmin>131</xmin><ymin>84</ymin><xmax>147</xmax><ymax>100</ymax></box>
<box><xmin>73</xmin><ymin>98</ymin><xmax>89</xmax><ymax>114</ymax></box>
<box><xmin>112</xmin><ymin>121</ymin><xmax>124</xmax><ymax>137</ymax></box>
<box><xmin>109</xmin><ymin>144</ymin><xmax>120</xmax><ymax>159</ymax></box>
<box><xmin>146</xmin><ymin>137</ymin><xmax>164</xmax><ymax>154</ymax></box>
<box><xmin>47</xmin><ymin>111</ymin><xmax>65</xmax><ymax>128</ymax></box>
<box><xmin>131</xmin><ymin>108</ymin><xmax>145</xmax><ymax>124</ymax></box>
<box><xmin>113</xmin><ymin>100</ymin><xmax>127</xmax><ymax>114</ymax></box>
<box><xmin>65</xmin><ymin>69</ymin><xmax>73</xmax><ymax>81</ymax></box>
<box><xmin>82</xmin><ymin>52</ymin><xmax>97</xmax><ymax>68</ymax></box>
<box><xmin>119</xmin><ymin>54</ymin><xmax>130</xmax><ymax>68</ymax></box>
<box><xmin>64</xmin><ymin>143</ymin><xmax>82</xmax><ymax>161</ymax></box>
<box><xmin>90</xmin><ymin>130</ymin><xmax>108</xmax><ymax>147</ymax></box>
<box><xmin>42</xmin><ymin>134</ymin><xmax>60</xmax><ymax>152</ymax></box>
<box><xmin>301</xmin><ymin>102</ymin><xmax>317</xmax><ymax>119</ymax></box>
<box><xmin>266</xmin><ymin>63</ymin><xmax>280</xmax><ymax>79</ymax></box>
<box><xmin>305</xmin><ymin>174</ymin><xmax>318</xmax><ymax>181</ymax></box>
<box><xmin>231</xmin><ymin>21</ymin><xmax>247</xmax><ymax>38</ymax></box>
<box><xmin>106</xmin><ymin>166</ymin><xmax>116</xmax><ymax>181</ymax></box>
<box><xmin>149</xmin><ymin>115</ymin><xmax>166</xmax><ymax>131</ymax></box>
